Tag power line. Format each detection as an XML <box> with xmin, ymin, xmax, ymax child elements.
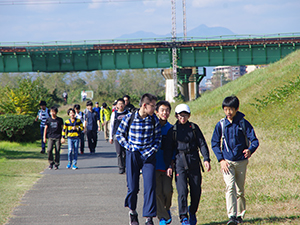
<box><xmin>0</xmin><ymin>0</ymin><xmax>168</xmax><ymax>5</ymax></box>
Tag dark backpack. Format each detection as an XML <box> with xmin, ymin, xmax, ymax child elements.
<box><xmin>172</xmin><ymin>122</ymin><xmax>204</xmax><ymax>172</ymax></box>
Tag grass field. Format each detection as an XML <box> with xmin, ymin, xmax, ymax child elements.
<box><xmin>0</xmin><ymin>141</ymin><xmax>48</xmax><ymax>225</ymax></box>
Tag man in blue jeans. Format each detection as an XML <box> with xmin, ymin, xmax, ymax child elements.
<box><xmin>116</xmin><ymin>93</ymin><xmax>161</xmax><ymax>225</ymax></box>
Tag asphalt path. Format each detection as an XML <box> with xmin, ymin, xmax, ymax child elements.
<box><xmin>6</xmin><ymin>132</ymin><xmax>179</xmax><ymax>225</ymax></box>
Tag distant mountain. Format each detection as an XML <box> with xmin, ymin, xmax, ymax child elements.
<box><xmin>184</xmin><ymin>24</ymin><xmax>234</xmax><ymax>37</ymax></box>
<box><xmin>116</xmin><ymin>24</ymin><xmax>235</xmax><ymax>39</ymax></box>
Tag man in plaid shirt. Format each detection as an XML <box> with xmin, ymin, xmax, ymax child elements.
<box><xmin>116</xmin><ymin>93</ymin><xmax>161</xmax><ymax>225</ymax></box>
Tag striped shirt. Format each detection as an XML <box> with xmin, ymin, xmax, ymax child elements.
<box><xmin>37</xmin><ymin>108</ymin><xmax>50</xmax><ymax>127</ymax></box>
<box><xmin>62</xmin><ymin>119</ymin><xmax>83</xmax><ymax>139</ymax></box>
<box><xmin>116</xmin><ymin>111</ymin><xmax>161</xmax><ymax>158</ymax></box>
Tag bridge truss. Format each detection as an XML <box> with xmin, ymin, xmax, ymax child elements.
<box><xmin>0</xmin><ymin>34</ymin><xmax>300</xmax><ymax>74</ymax></box>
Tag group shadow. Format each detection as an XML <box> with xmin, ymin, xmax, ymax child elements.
<box><xmin>202</xmin><ymin>215</ymin><xmax>300</xmax><ymax>225</ymax></box>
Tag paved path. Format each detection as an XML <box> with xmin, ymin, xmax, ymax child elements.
<box><xmin>6</xmin><ymin>132</ymin><xmax>179</xmax><ymax>225</ymax></box>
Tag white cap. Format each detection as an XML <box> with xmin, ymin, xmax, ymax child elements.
<box><xmin>175</xmin><ymin>104</ymin><xmax>191</xmax><ymax>114</ymax></box>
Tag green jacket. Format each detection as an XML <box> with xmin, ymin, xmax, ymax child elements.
<box><xmin>100</xmin><ymin>107</ymin><xmax>112</xmax><ymax>123</ymax></box>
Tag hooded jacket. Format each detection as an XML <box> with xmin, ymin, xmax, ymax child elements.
<box><xmin>211</xmin><ymin>111</ymin><xmax>259</xmax><ymax>162</ymax></box>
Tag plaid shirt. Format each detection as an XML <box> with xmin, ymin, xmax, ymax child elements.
<box><xmin>116</xmin><ymin>111</ymin><xmax>161</xmax><ymax>158</ymax></box>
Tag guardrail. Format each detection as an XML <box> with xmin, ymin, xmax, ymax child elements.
<box><xmin>1</xmin><ymin>32</ymin><xmax>300</xmax><ymax>47</ymax></box>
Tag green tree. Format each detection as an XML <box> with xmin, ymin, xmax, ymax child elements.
<box><xmin>0</xmin><ymin>78</ymin><xmax>52</xmax><ymax>116</ymax></box>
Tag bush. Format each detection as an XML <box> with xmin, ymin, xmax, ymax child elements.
<box><xmin>0</xmin><ymin>114</ymin><xmax>40</xmax><ymax>142</ymax></box>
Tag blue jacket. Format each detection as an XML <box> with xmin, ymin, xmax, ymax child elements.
<box><xmin>211</xmin><ymin>111</ymin><xmax>259</xmax><ymax>162</ymax></box>
<box><xmin>156</xmin><ymin>121</ymin><xmax>173</xmax><ymax>171</ymax></box>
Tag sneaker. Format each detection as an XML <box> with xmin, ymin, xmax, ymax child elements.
<box><xmin>189</xmin><ymin>207</ymin><xmax>197</xmax><ymax>225</ymax></box>
<box><xmin>145</xmin><ymin>217</ymin><xmax>154</xmax><ymax>225</ymax></box>
<box><xmin>227</xmin><ymin>216</ymin><xmax>237</xmax><ymax>225</ymax></box>
<box><xmin>66</xmin><ymin>162</ymin><xmax>71</xmax><ymax>169</ymax></box>
<box><xmin>166</xmin><ymin>210</ymin><xmax>172</xmax><ymax>224</ymax></box>
<box><xmin>48</xmin><ymin>164</ymin><xmax>53</xmax><ymax>170</ymax></box>
<box><xmin>129</xmin><ymin>212</ymin><xmax>139</xmax><ymax>225</ymax></box>
<box><xmin>236</xmin><ymin>216</ymin><xmax>243</xmax><ymax>224</ymax></box>
<box><xmin>40</xmin><ymin>150</ymin><xmax>45</xmax><ymax>154</ymax></box>
<box><xmin>181</xmin><ymin>218</ymin><xmax>190</xmax><ymax>225</ymax></box>
<box><xmin>72</xmin><ymin>164</ymin><xmax>78</xmax><ymax>170</ymax></box>
<box><xmin>119</xmin><ymin>168</ymin><xmax>125</xmax><ymax>174</ymax></box>
<box><xmin>159</xmin><ymin>218</ymin><xmax>167</xmax><ymax>225</ymax></box>
<box><xmin>80</xmin><ymin>151</ymin><xmax>84</xmax><ymax>154</ymax></box>
<box><xmin>54</xmin><ymin>165</ymin><xmax>59</xmax><ymax>170</ymax></box>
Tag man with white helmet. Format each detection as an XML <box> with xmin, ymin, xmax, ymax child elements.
<box><xmin>164</xmin><ymin>104</ymin><xmax>211</xmax><ymax>225</ymax></box>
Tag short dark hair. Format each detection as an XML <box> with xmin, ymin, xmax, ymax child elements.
<box><xmin>39</xmin><ymin>100</ymin><xmax>46</xmax><ymax>106</ymax></box>
<box><xmin>86</xmin><ymin>100</ymin><xmax>93</xmax><ymax>107</ymax></box>
<box><xmin>102</xmin><ymin>102</ymin><xmax>107</xmax><ymax>108</ymax></box>
<box><xmin>67</xmin><ymin>108</ymin><xmax>75</xmax><ymax>115</ymax></box>
<box><xmin>74</xmin><ymin>104</ymin><xmax>81</xmax><ymax>110</ymax></box>
<box><xmin>222</xmin><ymin>95</ymin><xmax>239</xmax><ymax>109</ymax></box>
<box><xmin>50</xmin><ymin>106</ymin><xmax>58</xmax><ymax>113</ymax></box>
<box><xmin>156</xmin><ymin>100</ymin><xmax>171</xmax><ymax>112</ymax></box>
<box><xmin>123</xmin><ymin>95</ymin><xmax>130</xmax><ymax>100</ymax></box>
<box><xmin>139</xmin><ymin>93</ymin><xmax>157</xmax><ymax>107</ymax></box>
<box><xmin>116</xmin><ymin>98</ymin><xmax>125</xmax><ymax>104</ymax></box>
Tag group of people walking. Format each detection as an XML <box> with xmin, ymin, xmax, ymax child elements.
<box><xmin>36</xmin><ymin>93</ymin><xmax>259</xmax><ymax>225</ymax></box>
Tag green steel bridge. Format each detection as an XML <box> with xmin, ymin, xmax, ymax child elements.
<box><xmin>1</xmin><ymin>33</ymin><xmax>300</xmax><ymax>74</ymax></box>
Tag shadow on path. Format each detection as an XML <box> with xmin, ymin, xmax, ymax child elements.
<box><xmin>202</xmin><ymin>215</ymin><xmax>300</xmax><ymax>225</ymax></box>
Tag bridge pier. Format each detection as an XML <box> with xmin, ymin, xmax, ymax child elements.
<box><xmin>162</xmin><ymin>67</ymin><xmax>206</xmax><ymax>102</ymax></box>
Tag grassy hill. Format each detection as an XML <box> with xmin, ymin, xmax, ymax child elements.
<box><xmin>170</xmin><ymin>50</ymin><xmax>300</xmax><ymax>224</ymax></box>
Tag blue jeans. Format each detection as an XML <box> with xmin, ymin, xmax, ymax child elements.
<box><xmin>67</xmin><ymin>138</ymin><xmax>79</xmax><ymax>165</ymax></box>
<box><xmin>40</xmin><ymin>126</ymin><xmax>45</xmax><ymax>150</ymax></box>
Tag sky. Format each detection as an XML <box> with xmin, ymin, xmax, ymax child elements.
<box><xmin>0</xmin><ymin>0</ymin><xmax>299</xmax><ymax>43</ymax></box>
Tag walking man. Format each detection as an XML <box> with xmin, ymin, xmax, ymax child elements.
<box><xmin>116</xmin><ymin>93</ymin><xmax>161</xmax><ymax>225</ymax></box>
<box><xmin>35</xmin><ymin>100</ymin><xmax>50</xmax><ymax>154</ymax></box>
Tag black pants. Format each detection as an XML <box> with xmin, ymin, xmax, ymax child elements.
<box><xmin>47</xmin><ymin>138</ymin><xmax>61</xmax><ymax>166</ymax></box>
<box><xmin>175</xmin><ymin>151</ymin><xmax>202</xmax><ymax>219</ymax></box>
<box><xmin>79</xmin><ymin>132</ymin><xmax>85</xmax><ymax>153</ymax></box>
<box><xmin>87</xmin><ymin>130</ymin><xmax>97</xmax><ymax>153</ymax></box>
<box><xmin>115</xmin><ymin>139</ymin><xmax>126</xmax><ymax>172</ymax></box>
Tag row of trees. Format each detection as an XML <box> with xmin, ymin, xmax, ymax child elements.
<box><xmin>0</xmin><ymin>69</ymin><xmax>166</xmax><ymax>114</ymax></box>
<box><xmin>0</xmin><ymin>69</ymin><xmax>165</xmax><ymax>142</ymax></box>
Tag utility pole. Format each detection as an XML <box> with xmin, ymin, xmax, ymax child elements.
<box><xmin>182</xmin><ymin>0</ymin><xmax>187</xmax><ymax>41</ymax></box>
<box><xmin>171</xmin><ymin>0</ymin><xmax>178</xmax><ymax>97</ymax></box>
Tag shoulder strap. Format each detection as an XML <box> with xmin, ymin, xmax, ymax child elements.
<box><xmin>172</xmin><ymin>123</ymin><xmax>177</xmax><ymax>142</ymax></box>
<box><xmin>240</xmin><ymin>118</ymin><xmax>249</xmax><ymax>148</ymax></box>
<box><xmin>125</xmin><ymin>112</ymin><xmax>136</xmax><ymax>139</ymax></box>
<box><xmin>190</xmin><ymin>122</ymin><xmax>197</xmax><ymax>140</ymax></box>
<box><xmin>220</xmin><ymin>118</ymin><xmax>226</xmax><ymax>140</ymax></box>
<box><xmin>151</xmin><ymin>115</ymin><xmax>156</xmax><ymax>137</ymax></box>
<box><xmin>220</xmin><ymin>118</ymin><xmax>229</xmax><ymax>152</ymax></box>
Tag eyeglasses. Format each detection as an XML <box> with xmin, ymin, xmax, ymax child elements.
<box><xmin>146</xmin><ymin>103</ymin><xmax>156</xmax><ymax>108</ymax></box>
<box><xmin>177</xmin><ymin>114</ymin><xmax>189</xmax><ymax>118</ymax></box>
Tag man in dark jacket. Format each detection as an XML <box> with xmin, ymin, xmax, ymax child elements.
<box><xmin>211</xmin><ymin>96</ymin><xmax>259</xmax><ymax>225</ymax></box>
<box><xmin>164</xmin><ymin>104</ymin><xmax>211</xmax><ymax>225</ymax></box>
<box><xmin>84</xmin><ymin>101</ymin><xmax>100</xmax><ymax>154</ymax></box>
<box><xmin>123</xmin><ymin>95</ymin><xmax>136</xmax><ymax>112</ymax></box>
